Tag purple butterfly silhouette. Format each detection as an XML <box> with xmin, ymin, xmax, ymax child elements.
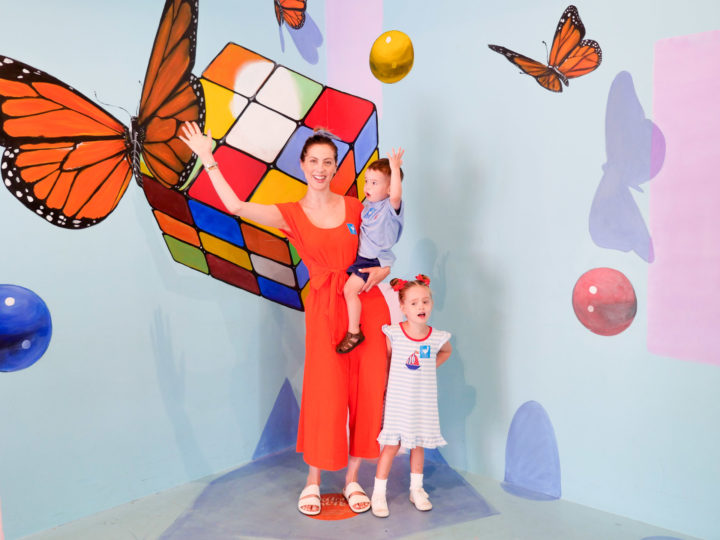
<box><xmin>278</xmin><ymin>12</ymin><xmax>323</xmax><ymax>65</ymax></box>
<box><xmin>589</xmin><ymin>71</ymin><xmax>665</xmax><ymax>262</ymax></box>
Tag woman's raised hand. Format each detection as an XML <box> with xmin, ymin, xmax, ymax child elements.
<box><xmin>179</xmin><ymin>121</ymin><xmax>214</xmax><ymax>163</ymax></box>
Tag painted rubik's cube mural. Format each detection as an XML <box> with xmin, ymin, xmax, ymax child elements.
<box><xmin>142</xmin><ymin>44</ymin><xmax>379</xmax><ymax>311</ymax></box>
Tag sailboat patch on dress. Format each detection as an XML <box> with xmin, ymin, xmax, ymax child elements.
<box><xmin>406</xmin><ymin>350</ymin><xmax>420</xmax><ymax>370</ymax></box>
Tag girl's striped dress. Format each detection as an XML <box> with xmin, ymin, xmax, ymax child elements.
<box><xmin>378</xmin><ymin>323</ymin><xmax>451</xmax><ymax>449</ymax></box>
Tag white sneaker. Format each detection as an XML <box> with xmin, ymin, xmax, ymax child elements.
<box><xmin>371</xmin><ymin>492</ymin><xmax>389</xmax><ymax>517</ymax></box>
<box><xmin>409</xmin><ymin>487</ymin><xmax>432</xmax><ymax>511</ymax></box>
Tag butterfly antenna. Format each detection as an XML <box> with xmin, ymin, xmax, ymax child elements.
<box><xmin>136</xmin><ymin>80</ymin><xmax>142</xmax><ymax>117</ymax></box>
<box><xmin>542</xmin><ymin>40</ymin><xmax>550</xmax><ymax>63</ymax></box>
<box><xmin>93</xmin><ymin>91</ymin><xmax>132</xmax><ymax>122</ymax></box>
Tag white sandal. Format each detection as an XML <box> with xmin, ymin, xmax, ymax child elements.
<box><xmin>343</xmin><ymin>481</ymin><xmax>371</xmax><ymax>513</ymax></box>
<box><xmin>371</xmin><ymin>491</ymin><xmax>389</xmax><ymax>517</ymax></box>
<box><xmin>409</xmin><ymin>487</ymin><xmax>432</xmax><ymax>511</ymax></box>
<box><xmin>298</xmin><ymin>484</ymin><xmax>321</xmax><ymax>516</ymax></box>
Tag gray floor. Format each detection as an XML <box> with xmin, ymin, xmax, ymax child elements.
<box><xmin>20</xmin><ymin>459</ymin><xmax>696</xmax><ymax>540</ymax></box>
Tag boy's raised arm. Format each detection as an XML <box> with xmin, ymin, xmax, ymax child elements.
<box><xmin>388</xmin><ymin>147</ymin><xmax>404</xmax><ymax>211</ymax></box>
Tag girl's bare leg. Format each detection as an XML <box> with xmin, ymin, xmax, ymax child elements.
<box><xmin>409</xmin><ymin>447</ymin><xmax>424</xmax><ymax>474</ymax></box>
<box><xmin>372</xmin><ymin>445</ymin><xmax>400</xmax><ymax>517</ymax></box>
<box><xmin>376</xmin><ymin>444</ymin><xmax>400</xmax><ymax>479</ymax></box>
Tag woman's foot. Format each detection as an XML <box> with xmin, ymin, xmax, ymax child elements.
<box><xmin>343</xmin><ymin>481</ymin><xmax>371</xmax><ymax>513</ymax></box>
<box><xmin>298</xmin><ymin>484</ymin><xmax>321</xmax><ymax>516</ymax></box>
<box><xmin>371</xmin><ymin>491</ymin><xmax>389</xmax><ymax>517</ymax></box>
<box><xmin>409</xmin><ymin>487</ymin><xmax>432</xmax><ymax>511</ymax></box>
<box><xmin>336</xmin><ymin>330</ymin><xmax>365</xmax><ymax>354</ymax></box>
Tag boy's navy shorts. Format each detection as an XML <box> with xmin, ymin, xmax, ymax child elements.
<box><xmin>347</xmin><ymin>255</ymin><xmax>381</xmax><ymax>282</ymax></box>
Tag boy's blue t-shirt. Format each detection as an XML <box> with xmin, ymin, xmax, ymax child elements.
<box><xmin>358</xmin><ymin>197</ymin><xmax>404</xmax><ymax>267</ymax></box>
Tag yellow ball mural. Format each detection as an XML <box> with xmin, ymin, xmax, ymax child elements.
<box><xmin>369</xmin><ymin>30</ymin><xmax>414</xmax><ymax>83</ymax></box>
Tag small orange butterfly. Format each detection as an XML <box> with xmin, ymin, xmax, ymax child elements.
<box><xmin>274</xmin><ymin>0</ymin><xmax>307</xmax><ymax>30</ymax></box>
<box><xmin>489</xmin><ymin>5</ymin><xmax>601</xmax><ymax>92</ymax></box>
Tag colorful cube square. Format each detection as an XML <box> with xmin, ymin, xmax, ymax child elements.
<box><xmin>225</xmin><ymin>103</ymin><xmax>297</xmax><ymax>163</ymax></box>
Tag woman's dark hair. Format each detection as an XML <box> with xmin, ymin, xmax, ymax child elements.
<box><xmin>300</xmin><ymin>129</ymin><xmax>338</xmax><ymax>163</ymax></box>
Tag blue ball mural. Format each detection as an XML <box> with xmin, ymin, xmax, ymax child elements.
<box><xmin>0</xmin><ymin>284</ymin><xmax>52</xmax><ymax>372</ymax></box>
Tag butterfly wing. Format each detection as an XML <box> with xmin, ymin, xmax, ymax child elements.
<box><xmin>549</xmin><ymin>6</ymin><xmax>601</xmax><ymax>80</ymax></box>
<box><xmin>548</xmin><ymin>6</ymin><xmax>585</xmax><ymax>67</ymax></box>
<box><xmin>136</xmin><ymin>0</ymin><xmax>205</xmax><ymax>191</ymax></box>
<box><xmin>275</xmin><ymin>0</ymin><xmax>307</xmax><ymax>29</ymax></box>
<box><xmin>488</xmin><ymin>45</ymin><xmax>562</xmax><ymax>92</ymax></box>
<box><xmin>557</xmin><ymin>39</ymin><xmax>602</xmax><ymax>80</ymax></box>
<box><xmin>0</xmin><ymin>57</ymin><xmax>132</xmax><ymax>228</ymax></box>
<box><xmin>274</xmin><ymin>0</ymin><xmax>283</xmax><ymax>26</ymax></box>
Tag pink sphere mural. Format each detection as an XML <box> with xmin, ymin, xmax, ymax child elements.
<box><xmin>572</xmin><ymin>268</ymin><xmax>637</xmax><ymax>336</ymax></box>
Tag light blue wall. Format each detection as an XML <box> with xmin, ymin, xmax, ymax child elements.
<box><xmin>0</xmin><ymin>1</ymin><xmax>718</xmax><ymax>539</ymax></box>
<box><xmin>383</xmin><ymin>2</ymin><xmax>720</xmax><ymax>539</ymax></box>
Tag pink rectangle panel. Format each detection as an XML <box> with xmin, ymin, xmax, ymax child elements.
<box><xmin>648</xmin><ymin>31</ymin><xmax>720</xmax><ymax>364</ymax></box>
<box><xmin>325</xmin><ymin>0</ymin><xmax>383</xmax><ymax>116</ymax></box>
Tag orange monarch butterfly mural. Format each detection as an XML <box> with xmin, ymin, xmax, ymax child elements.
<box><xmin>274</xmin><ymin>0</ymin><xmax>307</xmax><ymax>29</ymax></box>
<box><xmin>0</xmin><ymin>0</ymin><xmax>205</xmax><ymax>229</ymax></box>
<box><xmin>488</xmin><ymin>5</ymin><xmax>601</xmax><ymax>93</ymax></box>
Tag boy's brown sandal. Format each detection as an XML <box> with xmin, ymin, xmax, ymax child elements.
<box><xmin>336</xmin><ymin>330</ymin><xmax>365</xmax><ymax>354</ymax></box>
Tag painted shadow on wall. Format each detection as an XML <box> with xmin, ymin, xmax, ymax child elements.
<box><xmin>589</xmin><ymin>71</ymin><xmax>665</xmax><ymax>262</ymax></box>
<box><xmin>502</xmin><ymin>400</ymin><xmax>561</xmax><ymax>500</ymax></box>
<box><xmin>278</xmin><ymin>12</ymin><xmax>323</xmax><ymax>65</ymax></box>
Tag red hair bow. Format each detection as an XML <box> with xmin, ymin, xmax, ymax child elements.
<box><xmin>415</xmin><ymin>274</ymin><xmax>431</xmax><ymax>286</ymax></box>
<box><xmin>391</xmin><ymin>279</ymin><xmax>408</xmax><ymax>291</ymax></box>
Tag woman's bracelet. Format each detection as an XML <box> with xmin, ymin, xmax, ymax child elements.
<box><xmin>204</xmin><ymin>161</ymin><xmax>219</xmax><ymax>171</ymax></box>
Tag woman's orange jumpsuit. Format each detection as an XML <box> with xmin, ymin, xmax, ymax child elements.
<box><xmin>278</xmin><ymin>197</ymin><xmax>390</xmax><ymax>471</ymax></box>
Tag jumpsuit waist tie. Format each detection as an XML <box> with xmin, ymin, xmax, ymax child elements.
<box><xmin>309</xmin><ymin>267</ymin><xmax>348</xmax><ymax>344</ymax></box>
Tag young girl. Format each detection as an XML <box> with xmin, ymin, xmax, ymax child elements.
<box><xmin>371</xmin><ymin>274</ymin><xmax>452</xmax><ymax>517</ymax></box>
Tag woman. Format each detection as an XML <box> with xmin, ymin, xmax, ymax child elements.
<box><xmin>179</xmin><ymin>123</ymin><xmax>391</xmax><ymax>515</ymax></box>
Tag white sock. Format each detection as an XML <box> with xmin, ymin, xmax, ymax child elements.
<box><xmin>373</xmin><ymin>477</ymin><xmax>387</xmax><ymax>496</ymax></box>
<box><xmin>410</xmin><ymin>473</ymin><xmax>423</xmax><ymax>491</ymax></box>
